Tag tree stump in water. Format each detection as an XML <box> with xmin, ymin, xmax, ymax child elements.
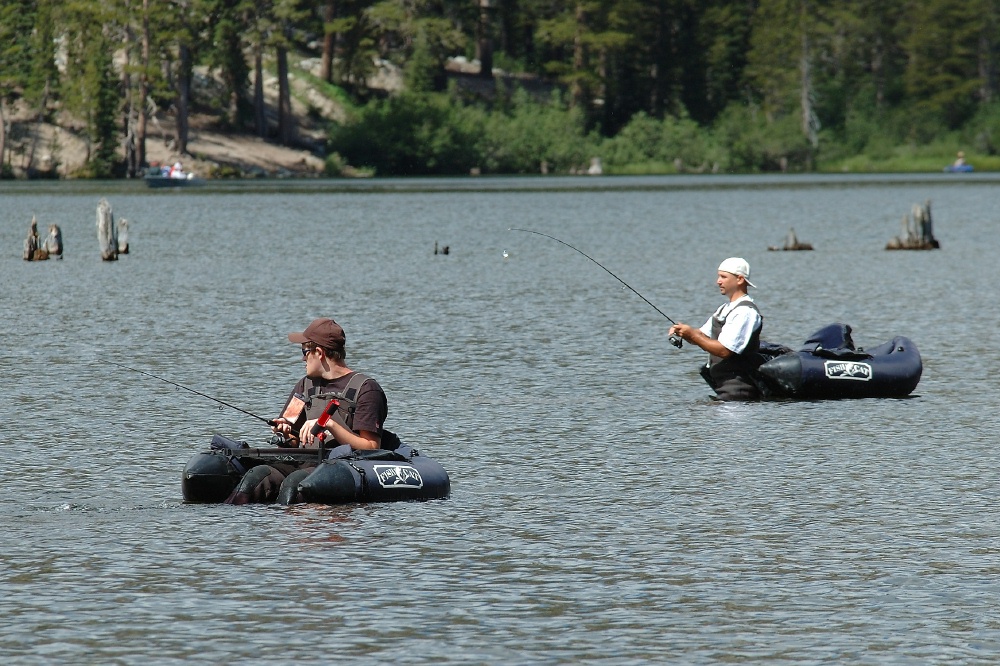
<box><xmin>768</xmin><ymin>227</ymin><xmax>813</xmax><ymax>251</ymax></box>
<box><xmin>22</xmin><ymin>215</ymin><xmax>49</xmax><ymax>261</ymax></box>
<box><xmin>97</xmin><ymin>198</ymin><xmax>119</xmax><ymax>261</ymax></box>
<box><xmin>886</xmin><ymin>199</ymin><xmax>939</xmax><ymax>250</ymax></box>
<box><xmin>43</xmin><ymin>224</ymin><xmax>63</xmax><ymax>258</ymax></box>
<box><xmin>117</xmin><ymin>218</ymin><xmax>129</xmax><ymax>254</ymax></box>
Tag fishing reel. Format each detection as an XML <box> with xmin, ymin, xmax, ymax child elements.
<box><xmin>669</xmin><ymin>335</ymin><xmax>683</xmax><ymax>348</ymax></box>
<box><xmin>269</xmin><ymin>432</ymin><xmax>301</xmax><ymax>448</ymax></box>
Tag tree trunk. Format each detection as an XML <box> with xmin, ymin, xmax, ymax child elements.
<box><xmin>277</xmin><ymin>43</ymin><xmax>293</xmax><ymax>145</ymax></box>
<box><xmin>124</xmin><ymin>99</ymin><xmax>137</xmax><ymax>176</ymax></box>
<box><xmin>979</xmin><ymin>29</ymin><xmax>995</xmax><ymax>103</ymax></box>
<box><xmin>115</xmin><ymin>0</ymin><xmax>136</xmax><ymax>176</ymax></box>
<box><xmin>176</xmin><ymin>43</ymin><xmax>191</xmax><ymax>155</ymax></box>
<box><xmin>137</xmin><ymin>0</ymin><xmax>150</xmax><ymax>170</ymax></box>
<box><xmin>320</xmin><ymin>0</ymin><xmax>337</xmax><ymax>83</ymax></box>
<box><xmin>571</xmin><ymin>2</ymin><xmax>586</xmax><ymax>108</ymax></box>
<box><xmin>254</xmin><ymin>43</ymin><xmax>266</xmax><ymax>138</ymax></box>
<box><xmin>476</xmin><ymin>0</ymin><xmax>494</xmax><ymax>79</ymax></box>
<box><xmin>0</xmin><ymin>101</ymin><xmax>6</xmax><ymax>177</ymax></box>
<box><xmin>799</xmin><ymin>3</ymin><xmax>818</xmax><ymax>151</ymax></box>
<box><xmin>871</xmin><ymin>34</ymin><xmax>884</xmax><ymax>110</ymax></box>
<box><xmin>649</xmin><ymin>1</ymin><xmax>668</xmax><ymax>116</ymax></box>
<box><xmin>26</xmin><ymin>81</ymin><xmax>50</xmax><ymax>176</ymax></box>
<box><xmin>122</xmin><ymin>29</ymin><xmax>137</xmax><ymax>178</ymax></box>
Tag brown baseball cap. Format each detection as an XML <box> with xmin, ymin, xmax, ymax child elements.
<box><xmin>288</xmin><ymin>318</ymin><xmax>346</xmax><ymax>348</ymax></box>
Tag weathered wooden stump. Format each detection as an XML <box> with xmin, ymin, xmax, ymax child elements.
<box><xmin>117</xmin><ymin>218</ymin><xmax>129</xmax><ymax>254</ymax></box>
<box><xmin>768</xmin><ymin>227</ymin><xmax>813</xmax><ymax>251</ymax></box>
<box><xmin>97</xmin><ymin>198</ymin><xmax>119</xmax><ymax>261</ymax></box>
<box><xmin>22</xmin><ymin>217</ymin><xmax>38</xmax><ymax>261</ymax></box>
<box><xmin>43</xmin><ymin>224</ymin><xmax>63</xmax><ymax>258</ymax></box>
<box><xmin>886</xmin><ymin>199</ymin><xmax>939</xmax><ymax>250</ymax></box>
<box><xmin>22</xmin><ymin>215</ymin><xmax>50</xmax><ymax>261</ymax></box>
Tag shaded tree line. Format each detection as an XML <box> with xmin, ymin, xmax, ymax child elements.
<box><xmin>1</xmin><ymin>0</ymin><xmax>998</xmax><ymax>177</ymax></box>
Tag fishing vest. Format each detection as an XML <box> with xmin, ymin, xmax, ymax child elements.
<box><xmin>708</xmin><ymin>300</ymin><xmax>763</xmax><ymax>380</ymax></box>
<box><xmin>299</xmin><ymin>372</ymin><xmax>375</xmax><ymax>433</ymax></box>
<box><xmin>288</xmin><ymin>372</ymin><xmax>400</xmax><ymax>449</ymax></box>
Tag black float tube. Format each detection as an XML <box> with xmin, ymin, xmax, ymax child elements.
<box><xmin>509</xmin><ymin>228</ymin><xmax>684</xmax><ymax>348</ymax></box>
<box><xmin>108</xmin><ymin>360</ymin><xmax>277</xmax><ymax>426</ymax></box>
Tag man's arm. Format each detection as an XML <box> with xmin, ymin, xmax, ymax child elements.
<box><xmin>669</xmin><ymin>323</ymin><xmax>735</xmax><ymax>357</ymax></box>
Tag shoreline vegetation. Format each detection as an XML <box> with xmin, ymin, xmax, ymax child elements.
<box><xmin>1</xmin><ymin>2</ymin><xmax>997</xmax><ymax>181</ymax></box>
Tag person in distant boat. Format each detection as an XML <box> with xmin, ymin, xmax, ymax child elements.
<box><xmin>170</xmin><ymin>161</ymin><xmax>185</xmax><ymax>178</ymax></box>
<box><xmin>271</xmin><ymin>317</ymin><xmax>388</xmax><ymax>450</ymax></box>
<box><xmin>668</xmin><ymin>257</ymin><xmax>764</xmax><ymax>401</ymax></box>
<box><xmin>953</xmin><ymin>151</ymin><xmax>966</xmax><ymax>168</ymax></box>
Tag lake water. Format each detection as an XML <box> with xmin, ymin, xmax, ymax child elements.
<box><xmin>2</xmin><ymin>173</ymin><xmax>1000</xmax><ymax>664</ymax></box>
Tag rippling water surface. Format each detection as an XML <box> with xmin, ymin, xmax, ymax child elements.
<box><xmin>3</xmin><ymin>174</ymin><xmax>1000</xmax><ymax>664</ymax></box>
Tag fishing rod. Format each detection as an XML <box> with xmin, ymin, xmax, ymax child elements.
<box><xmin>108</xmin><ymin>360</ymin><xmax>276</xmax><ymax>426</ymax></box>
<box><xmin>509</xmin><ymin>227</ymin><xmax>683</xmax><ymax>348</ymax></box>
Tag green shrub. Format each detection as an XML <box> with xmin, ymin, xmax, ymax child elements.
<box><xmin>599</xmin><ymin>111</ymin><xmax>715</xmax><ymax>171</ymax></box>
<box><xmin>474</xmin><ymin>88</ymin><xmax>594</xmax><ymax>173</ymax></box>
<box><xmin>712</xmin><ymin>104</ymin><xmax>812</xmax><ymax>172</ymax></box>
<box><xmin>328</xmin><ymin>91</ymin><xmax>482</xmax><ymax>175</ymax></box>
<box><xmin>965</xmin><ymin>101</ymin><xmax>1000</xmax><ymax>155</ymax></box>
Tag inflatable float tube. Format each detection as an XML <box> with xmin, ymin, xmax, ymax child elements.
<box><xmin>755</xmin><ymin>323</ymin><xmax>922</xmax><ymax>399</ymax></box>
<box><xmin>182</xmin><ymin>435</ymin><xmax>451</xmax><ymax>504</ymax></box>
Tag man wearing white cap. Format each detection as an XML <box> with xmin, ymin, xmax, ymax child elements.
<box><xmin>669</xmin><ymin>257</ymin><xmax>763</xmax><ymax>400</ymax></box>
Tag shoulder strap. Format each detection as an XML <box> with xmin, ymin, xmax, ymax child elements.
<box><xmin>332</xmin><ymin>372</ymin><xmax>399</xmax><ymax>449</ymax></box>
<box><xmin>342</xmin><ymin>372</ymin><xmax>372</xmax><ymax>403</ymax></box>
<box><xmin>300</xmin><ymin>376</ymin><xmax>325</xmax><ymax>406</ymax></box>
<box><xmin>332</xmin><ymin>372</ymin><xmax>373</xmax><ymax>432</ymax></box>
<box><xmin>731</xmin><ymin>299</ymin><xmax>760</xmax><ymax>315</ymax></box>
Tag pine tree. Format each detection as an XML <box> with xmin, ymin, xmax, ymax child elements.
<box><xmin>903</xmin><ymin>0</ymin><xmax>986</xmax><ymax>129</ymax></box>
<box><xmin>204</xmin><ymin>0</ymin><xmax>255</xmax><ymax>128</ymax></box>
<box><xmin>0</xmin><ymin>0</ymin><xmax>35</xmax><ymax>174</ymax></box>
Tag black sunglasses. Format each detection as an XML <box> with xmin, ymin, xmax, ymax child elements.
<box><xmin>301</xmin><ymin>346</ymin><xmax>316</xmax><ymax>358</ymax></box>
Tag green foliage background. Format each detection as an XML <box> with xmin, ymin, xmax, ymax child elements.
<box><xmin>1</xmin><ymin>0</ymin><xmax>998</xmax><ymax>177</ymax></box>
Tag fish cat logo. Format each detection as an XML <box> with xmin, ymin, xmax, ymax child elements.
<box><xmin>374</xmin><ymin>464</ymin><xmax>424</xmax><ymax>489</ymax></box>
<box><xmin>824</xmin><ymin>360</ymin><xmax>873</xmax><ymax>381</ymax></box>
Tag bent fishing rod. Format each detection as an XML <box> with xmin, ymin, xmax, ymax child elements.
<box><xmin>108</xmin><ymin>360</ymin><xmax>276</xmax><ymax>426</ymax></box>
<box><xmin>509</xmin><ymin>228</ymin><xmax>683</xmax><ymax>348</ymax></box>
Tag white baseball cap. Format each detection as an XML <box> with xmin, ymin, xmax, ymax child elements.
<box><xmin>718</xmin><ymin>257</ymin><xmax>756</xmax><ymax>288</ymax></box>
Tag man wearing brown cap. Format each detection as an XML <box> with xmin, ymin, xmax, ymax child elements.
<box><xmin>668</xmin><ymin>257</ymin><xmax>764</xmax><ymax>401</ymax></box>
<box><xmin>225</xmin><ymin>317</ymin><xmax>392</xmax><ymax>504</ymax></box>
<box><xmin>272</xmin><ymin>317</ymin><xmax>388</xmax><ymax>449</ymax></box>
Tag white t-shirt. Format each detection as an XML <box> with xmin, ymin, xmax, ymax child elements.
<box><xmin>699</xmin><ymin>295</ymin><xmax>761</xmax><ymax>354</ymax></box>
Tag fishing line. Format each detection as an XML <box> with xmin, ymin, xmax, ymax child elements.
<box><xmin>107</xmin><ymin>360</ymin><xmax>276</xmax><ymax>425</ymax></box>
<box><xmin>509</xmin><ymin>228</ymin><xmax>683</xmax><ymax>347</ymax></box>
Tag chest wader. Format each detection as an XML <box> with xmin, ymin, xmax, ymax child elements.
<box><xmin>701</xmin><ymin>301</ymin><xmax>763</xmax><ymax>401</ymax></box>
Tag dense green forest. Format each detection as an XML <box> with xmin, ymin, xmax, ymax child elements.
<box><xmin>1</xmin><ymin>0</ymin><xmax>999</xmax><ymax>177</ymax></box>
